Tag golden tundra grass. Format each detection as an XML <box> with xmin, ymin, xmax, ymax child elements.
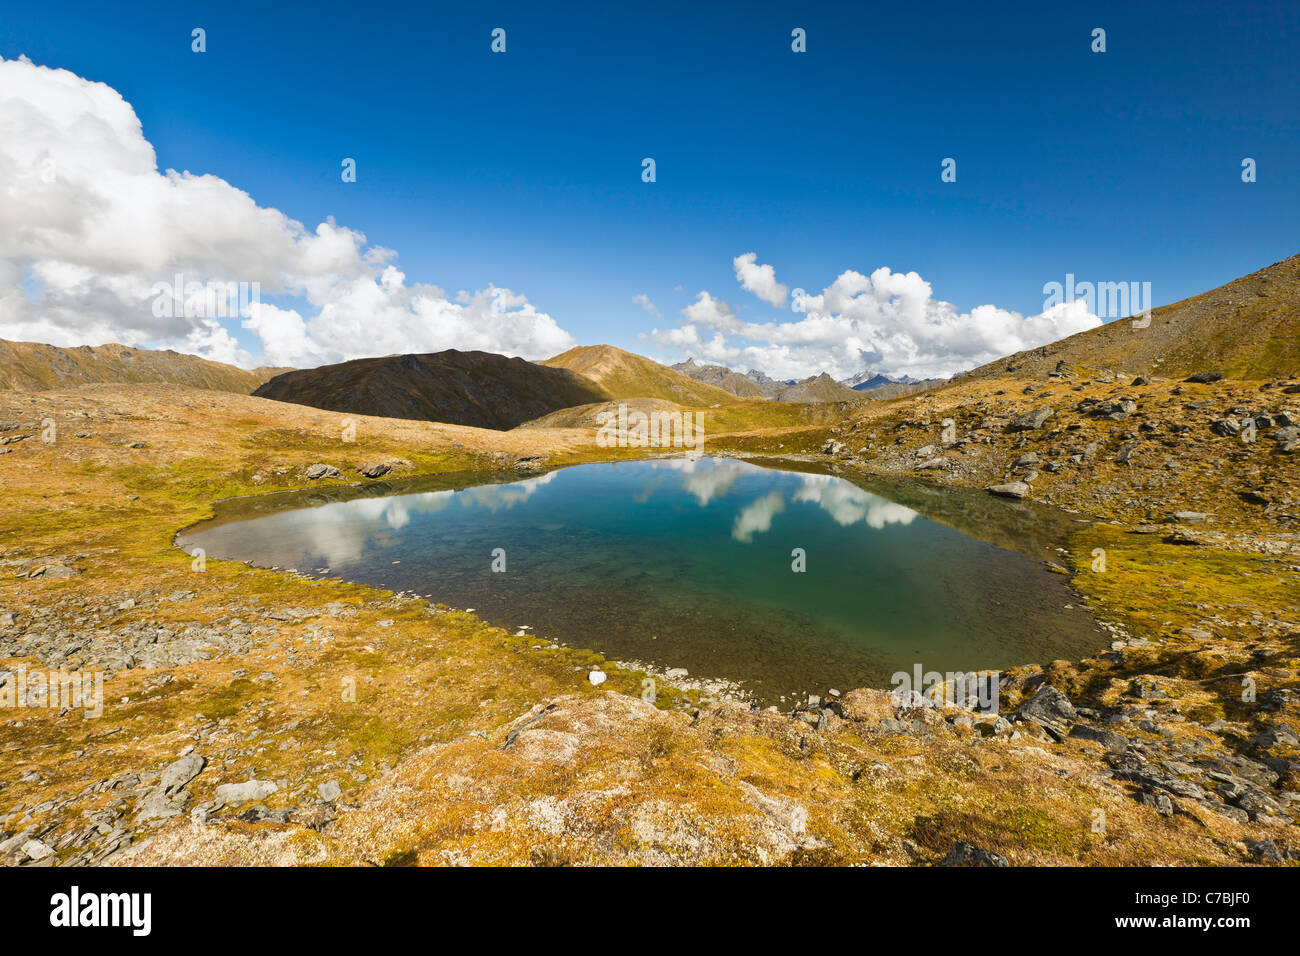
<box><xmin>0</xmin><ymin>381</ymin><xmax>1296</xmax><ymax>865</ymax></box>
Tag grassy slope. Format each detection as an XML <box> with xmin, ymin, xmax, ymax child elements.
<box><xmin>956</xmin><ymin>253</ymin><xmax>1300</xmax><ymax>382</ymax></box>
<box><xmin>542</xmin><ymin>345</ymin><xmax>741</xmax><ymax>406</ymax></box>
<box><xmin>1</xmin><ymin>382</ymin><xmax>1295</xmax><ymax>866</ymax></box>
<box><xmin>0</xmin><ymin>338</ymin><xmax>285</xmax><ymax>393</ymax></box>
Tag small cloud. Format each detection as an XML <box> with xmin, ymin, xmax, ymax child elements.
<box><xmin>633</xmin><ymin>293</ymin><xmax>661</xmax><ymax>320</ymax></box>
<box><xmin>733</xmin><ymin>252</ymin><xmax>788</xmax><ymax>307</ymax></box>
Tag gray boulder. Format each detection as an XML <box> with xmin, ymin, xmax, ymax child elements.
<box><xmin>986</xmin><ymin>481</ymin><xmax>1030</xmax><ymax>499</ymax></box>
<box><xmin>940</xmin><ymin>842</ymin><xmax>1008</xmax><ymax>867</ymax></box>
<box><xmin>160</xmin><ymin>753</ymin><xmax>206</xmax><ymax>795</ymax></box>
<box><xmin>214</xmin><ymin>779</ymin><xmax>279</xmax><ymax>804</ymax></box>
<box><xmin>1009</xmin><ymin>408</ymin><xmax>1053</xmax><ymax>431</ymax></box>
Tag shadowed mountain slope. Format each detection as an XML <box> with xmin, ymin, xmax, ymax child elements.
<box><xmin>253</xmin><ymin>350</ymin><xmax>612</xmax><ymax>430</ymax></box>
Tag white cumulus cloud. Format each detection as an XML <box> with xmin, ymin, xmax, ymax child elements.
<box><xmin>733</xmin><ymin>252</ymin><xmax>788</xmax><ymax>307</ymax></box>
<box><xmin>0</xmin><ymin>55</ymin><xmax>576</xmax><ymax>368</ymax></box>
<box><xmin>653</xmin><ymin>257</ymin><xmax>1102</xmax><ymax>381</ymax></box>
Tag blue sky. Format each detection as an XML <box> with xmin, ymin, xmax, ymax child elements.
<box><xmin>1</xmin><ymin>0</ymin><xmax>1296</xmax><ymax>377</ymax></box>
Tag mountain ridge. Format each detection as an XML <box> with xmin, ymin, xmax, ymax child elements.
<box><xmin>954</xmin><ymin>254</ymin><xmax>1300</xmax><ymax>383</ymax></box>
<box><xmin>543</xmin><ymin>345</ymin><xmax>739</xmax><ymax>406</ymax></box>
<box><xmin>671</xmin><ymin>359</ymin><xmax>862</xmax><ymax>402</ymax></box>
<box><xmin>252</xmin><ymin>350</ymin><xmax>612</xmax><ymax>430</ymax></box>
<box><xmin>0</xmin><ymin>338</ymin><xmax>287</xmax><ymax>393</ymax></box>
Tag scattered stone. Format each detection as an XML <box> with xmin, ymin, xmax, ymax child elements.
<box><xmin>940</xmin><ymin>842</ymin><xmax>1008</xmax><ymax>867</ymax></box>
<box><xmin>986</xmin><ymin>481</ymin><xmax>1030</xmax><ymax>499</ymax></box>
<box><xmin>159</xmin><ymin>753</ymin><xmax>206</xmax><ymax>795</ymax></box>
<box><xmin>28</xmin><ymin>563</ymin><xmax>80</xmax><ymax>579</ymax></box>
<box><xmin>839</xmin><ymin>688</ymin><xmax>897</xmax><ymax>723</ymax></box>
<box><xmin>1129</xmin><ymin>679</ymin><xmax>1168</xmax><ymax>700</ymax></box>
<box><xmin>1009</xmin><ymin>408</ymin><xmax>1053</xmax><ymax>431</ymax></box>
<box><xmin>1068</xmin><ymin>724</ymin><xmax>1129</xmax><ymax>752</ymax></box>
<box><xmin>1243</xmin><ymin>839</ymin><xmax>1284</xmax><ymax>863</ymax></box>
<box><xmin>1185</xmin><ymin>371</ymin><xmax>1223</xmax><ymax>384</ymax></box>
<box><xmin>305</xmin><ymin>463</ymin><xmax>341</xmax><ymax>480</ymax></box>
<box><xmin>588</xmin><ymin>669</ymin><xmax>607</xmax><ymax>686</ymax></box>
<box><xmin>214</xmin><ymin>779</ymin><xmax>279</xmax><ymax>804</ymax></box>
<box><xmin>20</xmin><ymin>839</ymin><xmax>55</xmax><ymax>862</ymax></box>
<box><xmin>1017</xmin><ymin>684</ymin><xmax>1077</xmax><ymax>738</ymax></box>
<box><xmin>317</xmin><ymin>780</ymin><xmax>342</xmax><ymax>802</ymax></box>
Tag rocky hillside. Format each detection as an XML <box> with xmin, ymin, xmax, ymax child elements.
<box><xmin>2</xmin><ymin>381</ymin><xmax>1295</xmax><ymax>867</ymax></box>
<box><xmin>844</xmin><ymin>371</ymin><xmax>945</xmax><ymax>400</ymax></box>
<box><xmin>543</xmin><ymin>345</ymin><xmax>738</xmax><ymax>406</ymax></box>
<box><xmin>672</xmin><ymin>359</ymin><xmax>863</xmax><ymax>402</ymax></box>
<box><xmin>253</xmin><ymin>350</ymin><xmax>611</xmax><ymax>430</ymax></box>
<box><xmin>773</xmin><ymin>372</ymin><xmax>863</xmax><ymax>403</ymax></box>
<box><xmin>0</xmin><ymin>338</ymin><xmax>286</xmax><ymax>393</ymax></box>
<box><xmin>670</xmin><ymin>359</ymin><xmax>768</xmax><ymax>398</ymax></box>
<box><xmin>956</xmin><ymin>254</ymin><xmax>1300</xmax><ymax>383</ymax></box>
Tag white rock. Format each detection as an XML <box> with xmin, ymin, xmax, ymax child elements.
<box><xmin>22</xmin><ymin>839</ymin><xmax>55</xmax><ymax>861</ymax></box>
<box><xmin>214</xmin><ymin>779</ymin><xmax>279</xmax><ymax>804</ymax></box>
<box><xmin>588</xmin><ymin>670</ymin><xmax>607</xmax><ymax>686</ymax></box>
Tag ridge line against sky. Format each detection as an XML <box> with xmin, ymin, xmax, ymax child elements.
<box><xmin>1</xmin><ymin>1</ymin><xmax>1296</xmax><ymax>380</ymax></box>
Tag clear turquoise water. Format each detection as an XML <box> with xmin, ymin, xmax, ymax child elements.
<box><xmin>180</xmin><ymin>458</ymin><xmax>1104</xmax><ymax>704</ymax></box>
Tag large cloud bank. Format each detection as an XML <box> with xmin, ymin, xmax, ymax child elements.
<box><xmin>0</xmin><ymin>55</ymin><xmax>575</xmax><ymax>368</ymax></box>
<box><xmin>652</xmin><ymin>253</ymin><xmax>1102</xmax><ymax>380</ymax></box>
